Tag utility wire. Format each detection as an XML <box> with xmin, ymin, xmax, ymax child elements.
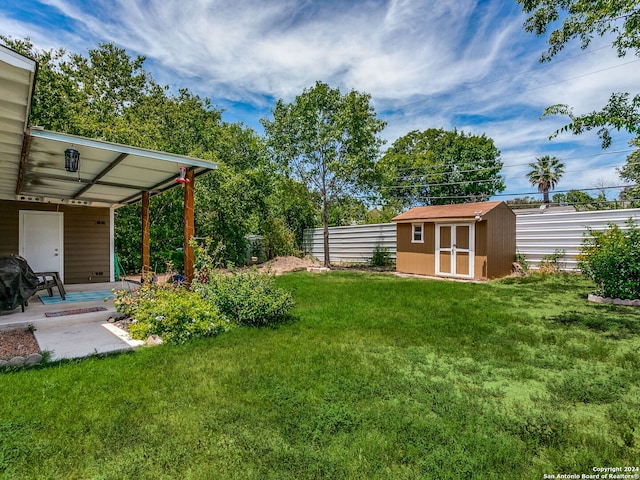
<box><xmin>356</xmin><ymin>184</ymin><xmax>636</xmax><ymax>202</ymax></box>
<box><xmin>392</xmin><ymin>148</ymin><xmax>636</xmax><ymax>173</ymax></box>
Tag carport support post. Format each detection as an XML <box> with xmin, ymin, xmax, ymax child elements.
<box><xmin>141</xmin><ymin>191</ymin><xmax>151</xmax><ymax>275</ymax></box>
<box><xmin>183</xmin><ymin>168</ymin><xmax>195</xmax><ymax>287</ymax></box>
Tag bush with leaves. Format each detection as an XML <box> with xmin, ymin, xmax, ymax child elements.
<box><xmin>578</xmin><ymin>219</ymin><xmax>640</xmax><ymax>299</ymax></box>
<box><xmin>114</xmin><ymin>283</ymin><xmax>232</xmax><ymax>344</ymax></box>
<box><xmin>370</xmin><ymin>244</ymin><xmax>393</xmax><ymax>268</ymax></box>
<box><xmin>194</xmin><ymin>268</ymin><xmax>294</xmax><ymax>327</ymax></box>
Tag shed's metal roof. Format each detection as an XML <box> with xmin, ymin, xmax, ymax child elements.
<box><xmin>392</xmin><ymin>201</ymin><xmax>506</xmax><ymax>222</ymax></box>
<box><xmin>0</xmin><ymin>44</ymin><xmax>216</xmax><ymax>208</ymax></box>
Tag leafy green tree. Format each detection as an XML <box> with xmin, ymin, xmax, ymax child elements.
<box><xmin>518</xmin><ymin>0</ymin><xmax>640</xmax><ymax>147</ymax></box>
<box><xmin>262</xmin><ymin>81</ymin><xmax>386</xmax><ymax>266</ymax></box>
<box><xmin>328</xmin><ymin>197</ymin><xmax>368</xmax><ymax>226</ymax></box>
<box><xmin>526</xmin><ymin>155</ymin><xmax>566</xmax><ymax>204</ymax></box>
<box><xmin>506</xmin><ymin>196</ymin><xmax>543</xmax><ymax>209</ymax></box>
<box><xmin>619</xmin><ymin>138</ymin><xmax>640</xmax><ymax>204</ymax></box>
<box><xmin>266</xmin><ymin>176</ymin><xmax>319</xmax><ymax>251</ymax></box>
<box><xmin>552</xmin><ymin>189</ymin><xmax>609</xmax><ymax>210</ymax></box>
<box><xmin>377</xmin><ymin>128</ymin><xmax>504</xmax><ymax>208</ymax></box>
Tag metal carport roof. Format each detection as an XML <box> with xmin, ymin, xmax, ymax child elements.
<box><xmin>0</xmin><ymin>43</ymin><xmax>216</xmax><ymax>208</ymax></box>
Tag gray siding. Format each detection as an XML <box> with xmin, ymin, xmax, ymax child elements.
<box><xmin>515</xmin><ymin>208</ymin><xmax>640</xmax><ymax>270</ymax></box>
<box><xmin>303</xmin><ymin>208</ymin><xmax>640</xmax><ymax>270</ymax></box>
<box><xmin>303</xmin><ymin>223</ymin><xmax>396</xmax><ymax>264</ymax></box>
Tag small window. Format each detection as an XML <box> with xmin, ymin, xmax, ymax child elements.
<box><xmin>412</xmin><ymin>223</ymin><xmax>424</xmax><ymax>243</ymax></box>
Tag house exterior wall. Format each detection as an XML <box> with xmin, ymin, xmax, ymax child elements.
<box><xmin>0</xmin><ymin>200</ymin><xmax>111</xmax><ymax>284</ymax></box>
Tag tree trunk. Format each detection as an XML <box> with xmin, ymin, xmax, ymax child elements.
<box><xmin>322</xmin><ymin>203</ymin><xmax>330</xmax><ymax>267</ymax></box>
<box><xmin>543</xmin><ymin>189</ymin><xmax>550</xmax><ymax>205</ymax></box>
<box><xmin>321</xmin><ymin>161</ymin><xmax>330</xmax><ymax>268</ymax></box>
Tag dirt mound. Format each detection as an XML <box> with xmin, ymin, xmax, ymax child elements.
<box><xmin>258</xmin><ymin>256</ymin><xmax>321</xmax><ymax>275</ymax></box>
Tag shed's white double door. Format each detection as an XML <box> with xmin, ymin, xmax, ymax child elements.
<box><xmin>435</xmin><ymin>223</ymin><xmax>474</xmax><ymax>278</ymax></box>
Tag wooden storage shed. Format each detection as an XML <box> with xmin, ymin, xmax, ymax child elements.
<box><xmin>392</xmin><ymin>201</ymin><xmax>516</xmax><ymax>280</ymax></box>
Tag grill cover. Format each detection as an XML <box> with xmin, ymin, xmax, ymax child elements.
<box><xmin>0</xmin><ymin>256</ymin><xmax>39</xmax><ymax>311</ymax></box>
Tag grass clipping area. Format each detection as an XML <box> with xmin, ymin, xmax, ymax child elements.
<box><xmin>1</xmin><ymin>272</ymin><xmax>639</xmax><ymax>479</ymax></box>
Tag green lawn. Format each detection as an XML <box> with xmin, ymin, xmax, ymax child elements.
<box><xmin>1</xmin><ymin>272</ymin><xmax>639</xmax><ymax>479</ymax></box>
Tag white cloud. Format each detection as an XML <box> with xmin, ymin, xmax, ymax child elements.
<box><xmin>3</xmin><ymin>0</ymin><xmax>639</xmax><ymax>199</ymax></box>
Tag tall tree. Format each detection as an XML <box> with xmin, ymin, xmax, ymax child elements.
<box><xmin>261</xmin><ymin>81</ymin><xmax>386</xmax><ymax>267</ymax></box>
<box><xmin>377</xmin><ymin>128</ymin><xmax>504</xmax><ymax>208</ymax></box>
<box><xmin>526</xmin><ymin>155</ymin><xmax>566</xmax><ymax>204</ymax></box>
<box><xmin>517</xmin><ymin>0</ymin><xmax>640</xmax><ymax>147</ymax></box>
<box><xmin>619</xmin><ymin>137</ymin><xmax>640</xmax><ymax>204</ymax></box>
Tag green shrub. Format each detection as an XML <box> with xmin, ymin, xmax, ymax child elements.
<box><xmin>194</xmin><ymin>268</ymin><xmax>294</xmax><ymax>327</ymax></box>
<box><xmin>578</xmin><ymin>219</ymin><xmax>640</xmax><ymax>299</ymax></box>
<box><xmin>515</xmin><ymin>250</ymin><xmax>529</xmax><ymax>272</ymax></box>
<box><xmin>370</xmin><ymin>244</ymin><xmax>393</xmax><ymax>268</ymax></box>
<box><xmin>114</xmin><ymin>284</ymin><xmax>232</xmax><ymax>344</ymax></box>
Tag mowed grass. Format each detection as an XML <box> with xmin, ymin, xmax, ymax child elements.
<box><xmin>1</xmin><ymin>271</ymin><xmax>639</xmax><ymax>479</ymax></box>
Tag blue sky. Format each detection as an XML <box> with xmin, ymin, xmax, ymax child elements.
<box><xmin>2</xmin><ymin>0</ymin><xmax>639</xmax><ymax>202</ymax></box>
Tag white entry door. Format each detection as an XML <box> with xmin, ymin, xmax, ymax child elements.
<box><xmin>436</xmin><ymin>223</ymin><xmax>474</xmax><ymax>278</ymax></box>
<box><xmin>19</xmin><ymin>211</ymin><xmax>64</xmax><ymax>281</ymax></box>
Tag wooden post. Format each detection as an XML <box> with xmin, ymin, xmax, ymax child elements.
<box><xmin>141</xmin><ymin>191</ymin><xmax>151</xmax><ymax>275</ymax></box>
<box><xmin>183</xmin><ymin>169</ymin><xmax>195</xmax><ymax>287</ymax></box>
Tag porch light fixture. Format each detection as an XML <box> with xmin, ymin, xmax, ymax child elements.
<box><xmin>64</xmin><ymin>148</ymin><xmax>80</xmax><ymax>173</ymax></box>
<box><xmin>474</xmin><ymin>210</ymin><xmax>482</xmax><ymax>221</ymax></box>
<box><xmin>175</xmin><ymin>166</ymin><xmax>190</xmax><ymax>184</ymax></box>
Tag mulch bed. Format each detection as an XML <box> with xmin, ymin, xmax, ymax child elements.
<box><xmin>0</xmin><ymin>329</ymin><xmax>40</xmax><ymax>360</ymax></box>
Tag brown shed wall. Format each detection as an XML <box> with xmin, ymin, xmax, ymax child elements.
<box><xmin>474</xmin><ymin>221</ymin><xmax>488</xmax><ymax>280</ymax></box>
<box><xmin>396</xmin><ymin>222</ymin><xmax>435</xmax><ymax>275</ymax></box>
<box><xmin>484</xmin><ymin>203</ymin><xmax>516</xmax><ymax>278</ymax></box>
<box><xmin>0</xmin><ymin>200</ymin><xmax>111</xmax><ymax>284</ymax></box>
<box><xmin>394</xmin><ymin>202</ymin><xmax>515</xmax><ymax>280</ymax></box>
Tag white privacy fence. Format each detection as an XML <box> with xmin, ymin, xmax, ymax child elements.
<box><xmin>515</xmin><ymin>208</ymin><xmax>640</xmax><ymax>270</ymax></box>
<box><xmin>303</xmin><ymin>208</ymin><xmax>640</xmax><ymax>270</ymax></box>
<box><xmin>303</xmin><ymin>223</ymin><xmax>397</xmax><ymax>264</ymax></box>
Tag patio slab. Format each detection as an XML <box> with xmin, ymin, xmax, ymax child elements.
<box><xmin>34</xmin><ymin>321</ymin><xmax>133</xmax><ymax>361</ymax></box>
<box><xmin>1</xmin><ymin>281</ymin><xmax>141</xmax><ymax>360</ymax></box>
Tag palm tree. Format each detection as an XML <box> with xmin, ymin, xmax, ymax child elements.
<box><xmin>526</xmin><ymin>155</ymin><xmax>566</xmax><ymax>205</ymax></box>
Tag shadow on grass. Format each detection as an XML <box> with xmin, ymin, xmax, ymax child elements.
<box><xmin>550</xmin><ymin>309</ymin><xmax>640</xmax><ymax>336</ymax></box>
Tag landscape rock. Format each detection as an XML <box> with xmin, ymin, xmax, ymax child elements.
<box><xmin>8</xmin><ymin>356</ymin><xmax>25</xmax><ymax>366</ymax></box>
<box><xmin>587</xmin><ymin>293</ymin><xmax>639</xmax><ymax>306</ymax></box>
<box><xmin>24</xmin><ymin>353</ymin><xmax>43</xmax><ymax>365</ymax></box>
<box><xmin>146</xmin><ymin>335</ymin><xmax>163</xmax><ymax>346</ymax></box>
<box><xmin>511</xmin><ymin>262</ymin><xmax>526</xmax><ymax>276</ymax></box>
<box><xmin>0</xmin><ymin>359</ymin><xmax>8</xmax><ymax>368</ymax></box>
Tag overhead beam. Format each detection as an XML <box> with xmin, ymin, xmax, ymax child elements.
<box><xmin>73</xmin><ymin>152</ymin><xmax>128</xmax><ymax>199</ymax></box>
<box><xmin>118</xmin><ymin>166</ymin><xmax>212</xmax><ymax>205</ymax></box>
<box><xmin>14</xmin><ymin>131</ymin><xmax>33</xmax><ymax>195</ymax></box>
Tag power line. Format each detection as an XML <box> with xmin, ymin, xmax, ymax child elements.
<box><xmin>389</xmin><ymin>149</ymin><xmax>638</xmax><ymax>178</ymax></box>
<box><xmin>358</xmin><ymin>184</ymin><xmax>635</xmax><ymax>202</ymax></box>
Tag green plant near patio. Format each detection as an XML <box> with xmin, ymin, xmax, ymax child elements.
<box><xmin>578</xmin><ymin>219</ymin><xmax>640</xmax><ymax>299</ymax></box>
<box><xmin>114</xmin><ymin>283</ymin><xmax>232</xmax><ymax>344</ymax></box>
<box><xmin>1</xmin><ymin>272</ymin><xmax>638</xmax><ymax>479</ymax></box>
<box><xmin>193</xmin><ymin>268</ymin><xmax>294</xmax><ymax>327</ymax></box>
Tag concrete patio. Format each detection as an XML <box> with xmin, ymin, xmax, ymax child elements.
<box><xmin>0</xmin><ymin>281</ymin><xmax>144</xmax><ymax>360</ymax></box>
